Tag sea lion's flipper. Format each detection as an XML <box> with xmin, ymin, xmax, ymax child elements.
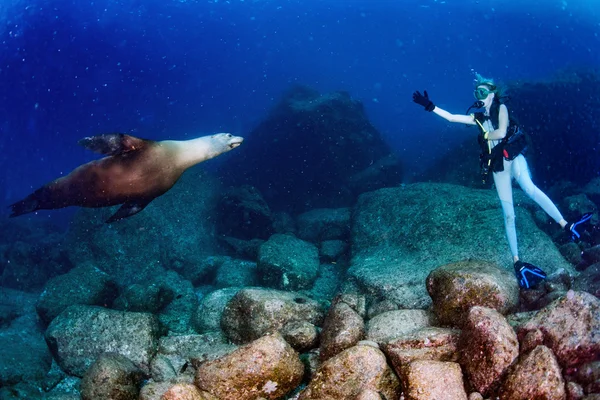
<box><xmin>9</xmin><ymin>193</ymin><xmax>40</xmax><ymax>217</ymax></box>
<box><xmin>78</xmin><ymin>133</ymin><xmax>150</xmax><ymax>156</ymax></box>
<box><xmin>106</xmin><ymin>199</ymin><xmax>153</xmax><ymax>223</ymax></box>
<box><xmin>8</xmin><ymin>186</ymin><xmax>53</xmax><ymax>217</ymax></box>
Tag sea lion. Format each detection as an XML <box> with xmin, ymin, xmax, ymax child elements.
<box><xmin>9</xmin><ymin>132</ymin><xmax>243</xmax><ymax>222</ymax></box>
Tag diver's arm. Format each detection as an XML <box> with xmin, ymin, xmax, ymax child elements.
<box><xmin>432</xmin><ymin>106</ymin><xmax>477</xmax><ymax>125</ymax></box>
<box><xmin>485</xmin><ymin>104</ymin><xmax>508</xmax><ymax>140</ymax></box>
<box><xmin>413</xmin><ymin>90</ymin><xmax>476</xmax><ymax>125</ymax></box>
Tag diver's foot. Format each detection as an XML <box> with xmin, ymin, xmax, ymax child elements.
<box><xmin>565</xmin><ymin>212</ymin><xmax>594</xmax><ymax>241</ymax></box>
<box><xmin>514</xmin><ymin>260</ymin><xmax>547</xmax><ymax>289</ymax></box>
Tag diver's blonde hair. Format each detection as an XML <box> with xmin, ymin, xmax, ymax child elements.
<box><xmin>474</xmin><ymin>72</ymin><xmax>507</xmax><ymax>100</ymax></box>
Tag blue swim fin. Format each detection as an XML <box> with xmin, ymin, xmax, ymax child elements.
<box><xmin>566</xmin><ymin>212</ymin><xmax>594</xmax><ymax>241</ymax></box>
<box><xmin>514</xmin><ymin>261</ymin><xmax>547</xmax><ymax>289</ymax></box>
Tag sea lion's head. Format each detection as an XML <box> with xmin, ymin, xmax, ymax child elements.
<box><xmin>212</xmin><ymin>132</ymin><xmax>244</xmax><ymax>152</ymax></box>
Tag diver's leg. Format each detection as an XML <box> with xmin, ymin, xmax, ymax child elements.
<box><xmin>512</xmin><ymin>155</ymin><xmax>565</xmax><ymax>224</ymax></box>
<box><xmin>493</xmin><ymin>162</ymin><xmax>518</xmax><ymax>262</ymax></box>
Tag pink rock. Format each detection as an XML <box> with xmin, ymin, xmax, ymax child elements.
<box><xmin>518</xmin><ymin>291</ymin><xmax>600</xmax><ymax>368</ymax></box>
<box><xmin>499</xmin><ymin>345</ymin><xmax>566</xmax><ymax>400</ymax></box>
<box><xmin>459</xmin><ymin>307</ymin><xmax>519</xmax><ymax>396</ymax></box>
<box><xmin>400</xmin><ymin>360</ymin><xmax>468</xmax><ymax>400</ymax></box>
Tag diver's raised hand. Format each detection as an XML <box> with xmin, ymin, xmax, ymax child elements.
<box><xmin>413</xmin><ymin>90</ymin><xmax>435</xmax><ymax>112</ymax></box>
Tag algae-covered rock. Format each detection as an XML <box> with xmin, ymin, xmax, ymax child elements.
<box><xmin>257</xmin><ymin>234</ymin><xmax>320</xmax><ymax>290</ymax></box>
<box><xmin>80</xmin><ymin>353</ymin><xmax>144</xmax><ymax>400</ymax></box>
<box><xmin>366</xmin><ymin>309</ymin><xmax>434</xmax><ymax>344</ymax></box>
<box><xmin>45</xmin><ymin>305</ymin><xmax>161</xmax><ymax>376</ymax></box>
<box><xmin>348</xmin><ymin>183</ymin><xmax>573</xmax><ymax>309</ymax></box>
<box><xmin>383</xmin><ymin>327</ymin><xmax>460</xmax><ymax>374</ymax></box>
<box><xmin>319</xmin><ymin>301</ymin><xmax>364</xmax><ymax>360</ymax></box>
<box><xmin>220</xmin><ymin>288</ymin><xmax>324</xmax><ymax>344</ymax></box>
<box><xmin>400</xmin><ymin>360</ymin><xmax>467</xmax><ymax>400</ymax></box>
<box><xmin>499</xmin><ymin>345</ymin><xmax>566</xmax><ymax>400</ymax></box>
<box><xmin>195</xmin><ymin>333</ymin><xmax>304</xmax><ymax>400</ymax></box>
<box><xmin>298</xmin><ymin>344</ymin><xmax>401</xmax><ymax>400</ymax></box>
<box><xmin>426</xmin><ymin>259</ymin><xmax>519</xmax><ymax>327</ymax></box>
<box><xmin>517</xmin><ymin>290</ymin><xmax>600</xmax><ymax>368</ymax></box>
<box><xmin>459</xmin><ymin>307</ymin><xmax>519</xmax><ymax>396</ymax></box>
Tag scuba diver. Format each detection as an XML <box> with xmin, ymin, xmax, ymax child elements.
<box><xmin>412</xmin><ymin>74</ymin><xmax>593</xmax><ymax>289</ymax></box>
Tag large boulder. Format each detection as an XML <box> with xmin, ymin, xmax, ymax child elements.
<box><xmin>319</xmin><ymin>301</ymin><xmax>365</xmax><ymax>361</ymax></box>
<box><xmin>296</xmin><ymin>208</ymin><xmax>351</xmax><ymax>243</ymax></box>
<box><xmin>348</xmin><ymin>183</ymin><xmax>574</xmax><ymax>308</ymax></box>
<box><xmin>458</xmin><ymin>307</ymin><xmax>519</xmax><ymax>396</ymax></box>
<box><xmin>499</xmin><ymin>345</ymin><xmax>566</xmax><ymax>400</ymax></box>
<box><xmin>80</xmin><ymin>353</ymin><xmax>144</xmax><ymax>400</ymax></box>
<box><xmin>399</xmin><ymin>360</ymin><xmax>468</xmax><ymax>400</ymax></box>
<box><xmin>257</xmin><ymin>234</ymin><xmax>320</xmax><ymax>291</ymax></box>
<box><xmin>382</xmin><ymin>327</ymin><xmax>460</xmax><ymax>374</ymax></box>
<box><xmin>36</xmin><ymin>264</ymin><xmax>119</xmax><ymax>325</ymax></box>
<box><xmin>195</xmin><ymin>333</ymin><xmax>304</xmax><ymax>400</ymax></box>
<box><xmin>45</xmin><ymin>305</ymin><xmax>161</xmax><ymax>377</ymax></box>
<box><xmin>220</xmin><ymin>288</ymin><xmax>324</xmax><ymax>344</ymax></box>
<box><xmin>0</xmin><ymin>231</ymin><xmax>71</xmax><ymax>291</ymax></box>
<box><xmin>216</xmin><ymin>185</ymin><xmax>274</xmax><ymax>240</ymax></box>
<box><xmin>426</xmin><ymin>260</ymin><xmax>519</xmax><ymax>328</ymax></box>
<box><xmin>517</xmin><ymin>290</ymin><xmax>600</xmax><ymax>368</ymax></box>
<box><xmin>64</xmin><ymin>170</ymin><xmax>222</xmax><ymax>287</ymax></box>
<box><xmin>0</xmin><ymin>312</ymin><xmax>53</xmax><ymax>386</ymax></box>
<box><xmin>298</xmin><ymin>344</ymin><xmax>401</xmax><ymax>400</ymax></box>
<box><xmin>217</xmin><ymin>86</ymin><xmax>402</xmax><ymax>212</ymax></box>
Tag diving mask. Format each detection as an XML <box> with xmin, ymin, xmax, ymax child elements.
<box><xmin>474</xmin><ymin>86</ymin><xmax>494</xmax><ymax>100</ymax></box>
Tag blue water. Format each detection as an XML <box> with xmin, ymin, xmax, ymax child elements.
<box><xmin>1</xmin><ymin>0</ymin><xmax>599</xmax><ymax>224</ymax></box>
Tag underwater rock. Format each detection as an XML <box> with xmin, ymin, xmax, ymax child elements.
<box><xmin>139</xmin><ymin>380</ymin><xmax>218</xmax><ymax>400</ymax></box>
<box><xmin>426</xmin><ymin>259</ymin><xmax>520</xmax><ymax>328</ymax></box>
<box><xmin>0</xmin><ymin>233</ymin><xmax>71</xmax><ymax>292</ymax></box>
<box><xmin>354</xmin><ymin>389</ymin><xmax>383</xmax><ymax>400</ymax></box>
<box><xmin>216</xmin><ymin>185</ymin><xmax>274</xmax><ymax>240</ymax></box>
<box><xmin>382</xmin><ymin>327</ymin><xmax>460</xmax><ymax>374</ymax></box>
<box><xmin>458</xmin><ymin>307</ymin><xmax>519</xmax><ymax>396</ymax></box>
<box><xmin>296</xmin><ymin>208</ymin><xmax>351</xmax><ymax>243</ymax></box>
<box><xmin>279</xmin><ymin>321</ymin><xmax>319</xmax><ymax>353</ymax></box>
<box><xmin>0</xmin><ymin>312</ymin><xmax>52</xmax><ymax>386</ymax></box>
<box><xmin>517</xmin><ymin>290</ymin><xmax>600</xmax><ymax>368</ymax></box>
<box><xmin>319</xmin><ymin>239</ymin><xmax>348</xmax><ymax>263</ymax></box>
<box><xmin>559</xmin><ymin>241</ymin><xmax>585</xmax><ymax>269</ymax></box>
<box><xmin>157</xmin><ymin>332</ymin><xmax>237</xmax><ymax>376</ymax></box>
<box><xmin>161</xmin><ymin>383</ymin><xmax>219</xmax><ymax>400</ymax></box>
<box><xmin>195</xmin><ymin>333</ymin><xmax>304</xmax><ymax>400</ymax></box>
<box><xmin>64</xmin><ymin>171</ymin><xmax>222</xmax><ymax>288</ymax></box>
<box><xmin>582</xmin><ymin>245</ymin><xmax>600</xmax><ymax>265</ymax></box>
<box><xmin>298</xmin><ymin>344</ymin><xmax>401</xmax><ymax>400</ymax></box>
<box><xmin>257</xmin><ymin>234</ymin><xmax>320</xmax><ymax>291</ymax></box>
<box><xmin>584</xmin><ymin>177</ymin><xmax>600</xmax><ymax>207</ymax></box>
<box><xmin>399</xmin><ymin>360</ymin><xmax>467</xmax><ymax>400</ymax></box>
<box><xmin>151</xmin><ymin>271</ymin><xmax>198</xmax><ymax>334</ymax></box>
<box><xmin>219</xmin><ymin>86</ymin><xmax>402</xmax><ymax>213</ymax></box>
<box><xmin>214</xmin><ymin>258</ymin><xmax>257</xmax><ymax>288</ymax></box>
<box><xmin>218</xmin><ymin>236</ymin><xmax>264</xmax><ymax>260</ymax></box>
<box><xmin>308</xmin><ymin>263</ymin><xmax>344</xmax><ymax>302</ymax></box>
<box><xmin>319</xmin><ymin>301</ymin><xmax>365</xmax><ymax>361</ymax></box>
<box><xmin>192</xmin><ymin>287</ymin><xmax>242</xmax><ymax>333</ymax></box>
<box><xmin>80</xmin><ymin>352</ymin><xmax>144</xmax><ymax>400</ymax></box>
<box><xmin>220</xmin><ymin>288</ymin><xmax>324</xmax><ymax>344</ymax></box>
<box><xmin>499</xmin><ymin>345</ymin><xmax>566</xmax><ymax>400</ymax></box>
<box><xmin>348</xmin><ymin>183</ymin><xmax>573</xmax><ymax>309</ymax></box>
<box><xmin>45</xmin><ymin>305</ymin><xmax>161</xmax><ymax>377</ymax></box>
<box><xmin>365</xmin><ymin>309</ymin><xmax>435</xmax><ymax>344</ymax></box>
<box><xmin>36</xmin><ymin>264</ymin><xmax>119</xmax><ymax>325</ymax></box>
<box><xmin>113</xmin><ymin>282</ymin><xmax>175</xmax><ymax>314</ymax></box>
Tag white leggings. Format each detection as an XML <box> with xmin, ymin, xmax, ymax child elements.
<box><xmin>493</xmin><ymin>155</ymin><xmax>564</xmax><ymax>258</ymax></box>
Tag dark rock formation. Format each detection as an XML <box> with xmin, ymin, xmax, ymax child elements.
<box><xmin>219</xmin><ymin>86</ymin><xmax>403</xmax><ymax>213</ymax></box>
